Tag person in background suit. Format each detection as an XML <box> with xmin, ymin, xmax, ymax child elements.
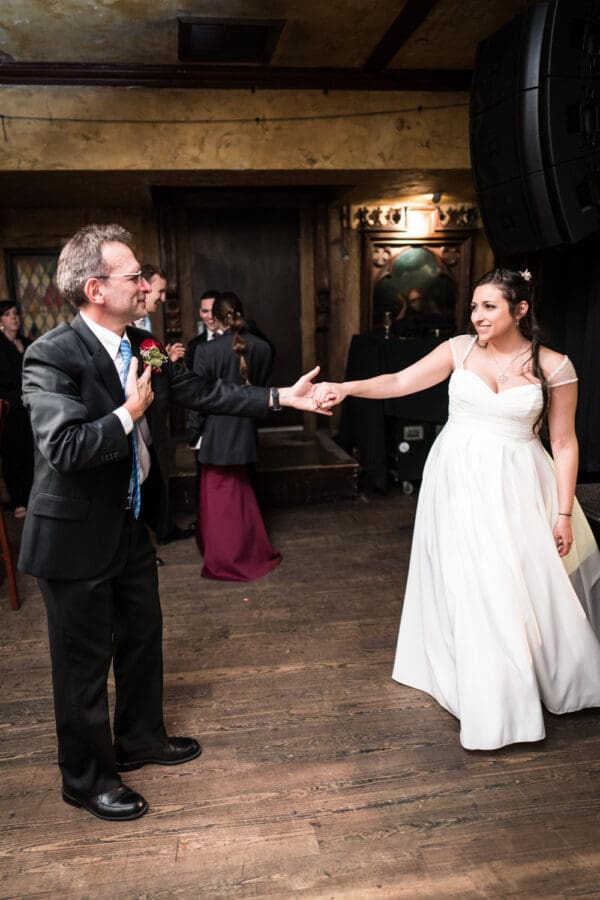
<box><xmin>188</xmin><ymin>293</ymin><xmax>280</xmax><ymax>581</ymax></box>
<box><xmin>185</xmin><ymin>289</ymin><xmax>222</xmax><ymax>515</ymax></box>
<box><xmin>133</xmin><ymin>263</ymin><xmax>185</xmax><ymax>364</ymax></box>
<box><xmin>185</xmin><ymin>289</ymin><xmax>220</xmax><ymax>370</ymax></box>
<box><xmin>133</xmin><ymin>263</ymin><xmax>192</xmax><ymax>547</ymax></box>
<box><xmin>0</xmin><ymin>300</ymin><xmax>34</xmax><ymax>517</ymax></box>
<box><xmin>19</xmin><ymin>223</ymin><xmax>325</xmax><ymax>822</ymax></box>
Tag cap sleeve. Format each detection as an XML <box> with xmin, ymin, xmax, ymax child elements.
<box><xmin>548</xmin><ymin>355</ymin><xmax>577</xmax><ymax>388</ymax></box>
<box><xmin>449</xmin><ymin>334</ymin><xmax>477</xmax><ymax>369</ymax></box>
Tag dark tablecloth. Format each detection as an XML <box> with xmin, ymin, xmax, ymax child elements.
<box><xmin>337</xmin><ymin>334</ymin><xmax>449</xmax><ymax>491</ymax></box>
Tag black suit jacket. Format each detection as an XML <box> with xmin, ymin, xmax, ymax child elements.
<box><xmin>19</xmin><ymin>315</ymin><xmax>269</xmax><ymax>580</ymax></box>
<box><xmin>187</xmin><ymin>331</ymin><xmax>273</xmax><ymax>465</ymax></box>
<box><xmin>185</xmin><ymin>330</ymin><xmax>210</xmax><ymax>370</ymax></box>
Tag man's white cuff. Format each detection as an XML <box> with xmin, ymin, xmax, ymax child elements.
<box><xmin>113</xmin><ymin>406</ymin><xmax>134</xmax><ymax>434</ymax></box>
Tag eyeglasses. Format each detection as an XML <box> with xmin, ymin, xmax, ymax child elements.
<box><xmin>92</xmin><ymin>270</ymin><xmax>145</xmax><ymax>284</ymax></box>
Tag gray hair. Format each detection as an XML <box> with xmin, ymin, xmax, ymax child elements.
<box><xmin>56</xmin><ymin>224</ymin><xmax>134</xmax><ymax>308</ymax></box>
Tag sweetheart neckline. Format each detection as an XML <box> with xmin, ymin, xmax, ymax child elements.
<box><xmin>454</xmin><ymin>367</ymin><xmax>541</xmax><ymax>396</ymax></box>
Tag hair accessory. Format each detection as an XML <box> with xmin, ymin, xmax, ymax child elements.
<box><xmin>519</xmin><ymin>269</ymin><xmax>532</xmax><ymax>282</ymax></box>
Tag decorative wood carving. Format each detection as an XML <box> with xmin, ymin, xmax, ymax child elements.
<box><xmin>356</xmin><ymin>206</ymin><xmax>405</xmax><ymax>229</ymax></box>
<box><xmin>436</xmin><ymin>205</ymin><xmax>480</xmax><ymax>229</ymax></box>
<box><xmin>358</xmin><ymin>211</ymin><xmax>476</xmax><ymax>334</ymax></box>
<box><xmin>356</xmin><ymin>204</ymin><xmax>480</xmax><ymax>234</ymax></box>
<box><xmin>440</xmin><ymin>245</ymin><xmax>461</xmax><ymax>268</ymax></box>
<box><xmin>372</xmin><ymin>246</ymin><xmax>393</xmax><ymax>267</ymax></box>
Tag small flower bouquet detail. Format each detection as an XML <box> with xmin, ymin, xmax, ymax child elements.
<box><xmin>140</xmin><ymin>338</ymin><xmax>168</xmax><ymax>373</ymax></box>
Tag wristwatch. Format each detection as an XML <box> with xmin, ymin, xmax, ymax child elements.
<box><xmin>270</xmin><ymin>387</ymin><xmax>282</xmax><ymax>411</ymax></box>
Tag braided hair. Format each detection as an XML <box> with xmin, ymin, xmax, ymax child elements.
<box><xmin>470</xmin><ymin>268</ymin><xmax>548</xmax><ymax>430</ymax></box>
<box><xmin>212</xmin><ymin>291</ymin><xmax>250</xmax><ymax>384</ymax></box>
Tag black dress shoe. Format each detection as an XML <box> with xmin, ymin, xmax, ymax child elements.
<box><xmin>157</xmin><ymin>525</ymin><xmax>195</xmax><ymax>545</ymax></box>
<box><xmin>115</xmin><ymin>736</ymin><xmax>202</xmax><ymax>772</ymax></box>
<box><xmin>156</xmin><ymin>556</ymin><xmax>165</xmax><ymax>567</ymax></box>
<box><xmin>62</xmin><ymin>785</ymin><xmax>148</xmax><ymax>821</ymax></box>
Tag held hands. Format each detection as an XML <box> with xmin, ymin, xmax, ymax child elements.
<box><xmin>123</xmin><ymin>357</ymin><xmax>154</xmax><ymax>421</ymax></box>
<box><xmin>279</xmin><ymin>366</ymin><xmax>330</xmax><ymax>415</ymax></box>
<box><xmin>311</xmin><ymin>381</ymin><xmax>346</xmax><ymax>410</ymax></box>
<box><xmin>275</xmin><ymin>368</ymin><xmax>346</xmax><ymax>414</ymax></box>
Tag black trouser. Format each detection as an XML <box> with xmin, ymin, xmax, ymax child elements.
<box><xmin>38</xmin><ymin>514</ymin><xmax>167</xmax><ymax>796</ymax></box>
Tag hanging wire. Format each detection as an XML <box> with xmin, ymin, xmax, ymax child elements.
<box><xmin>0</xmin><ymin>101</ymin><xmax>468</xmax><ymax>129</ymax></box>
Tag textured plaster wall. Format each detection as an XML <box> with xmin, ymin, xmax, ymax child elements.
<box><xmin>0</xmin><ymin>207</ymin><xmax>161</xmax><ymax>333</ymax></box>
<box><xmin>0</xmin><ymin>87</ymin><xmax>470</xmax><ymax>172</ymax></box>
<box><xmin>0</xmin><ymin>84</ymin><xmax>483</xmax><ymax>383</ymax></box>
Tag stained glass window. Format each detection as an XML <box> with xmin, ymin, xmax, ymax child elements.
<box><xmin>6</xmin><ymin>251</ymin><xmax>72</xmax><ymax>338</ymax></box>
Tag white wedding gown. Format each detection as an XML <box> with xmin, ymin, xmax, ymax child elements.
<box><xmin>392</xmin><ymin>335</ymin><xmax>600</xmax><ymax>750</ymax></box>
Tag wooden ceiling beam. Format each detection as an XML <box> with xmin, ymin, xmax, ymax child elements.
<box><xmin>363</xmin><ymin>0</ymin><xmax>442</xmax><ymax>72</ymax></box>
<box><xmin>0</xmin><ymin>62</ymin><xmax>471</xmax><ymax>92</ymax></box>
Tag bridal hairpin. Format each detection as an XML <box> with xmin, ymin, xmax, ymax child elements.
<box><xmin>519</xmin><ymin>269</ymin><xmax>532</xmax><ymax>282</ymax></box>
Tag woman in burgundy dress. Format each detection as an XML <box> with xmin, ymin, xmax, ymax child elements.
<box><xmin>188</xmin><ymin>292</ymin><xmax>281</xmax><ymax>581</ymax></box>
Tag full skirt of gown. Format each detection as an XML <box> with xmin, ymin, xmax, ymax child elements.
<box><xmin>196</xmin><ymin>464</ymin><xmax>281</xmax><ymax>582</ymax></box>
<box><xmin>392</xmin><ymin>366</ymin><xmax>600</xmax><ymax>750</ymax></box>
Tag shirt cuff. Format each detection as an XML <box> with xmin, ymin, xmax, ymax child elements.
<box><xmin>113</xmin><ymin>406</ymin><xmax>134</xmax><ymax>434</ymax></box>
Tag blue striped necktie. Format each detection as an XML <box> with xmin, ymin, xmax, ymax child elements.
<box><xmin>119</xmin><ymin>339</ymin><xmax>141</xmax><ymax>519</ymax></box>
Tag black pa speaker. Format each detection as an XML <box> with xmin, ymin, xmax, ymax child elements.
<box><xmin>470</xmin><ymin>0</ymin><xmax>600</xmax><ymax>255</ymax></box>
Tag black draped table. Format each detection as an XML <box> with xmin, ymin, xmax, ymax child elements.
<box><xmin>337</xmin><ymin>334</ymin><xmax>449</xmax><ymax>492</ymax></box>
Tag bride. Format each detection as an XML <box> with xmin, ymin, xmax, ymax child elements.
<box><xmin>313</xmin><ymin>268</ymin><xmax>600</xmax><ymax>750</ymax></box>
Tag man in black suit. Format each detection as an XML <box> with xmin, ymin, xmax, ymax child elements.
<box><xmin>131</xmin><ymin>262</ymin><xmax>193</xmax><ymax>548</ymax></box>
<box><xmin>185</xmin><ymin>289</ymin><xmax>220</xmax><ymax>369</ymax></box>
<box><xmin>19</xmin><ymin>224</ymin><xmax>323</xmax><ymax>821</ymax></box>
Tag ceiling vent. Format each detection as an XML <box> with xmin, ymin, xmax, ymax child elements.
<box><xmin>178</xmin><ymin>17</ymin><xmax>285</xmax><ymax>64</ymax></box>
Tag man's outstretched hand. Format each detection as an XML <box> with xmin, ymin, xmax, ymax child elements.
<box><xmin>278</xmin><ymin>366</ymin><xmax>332</xmax><ymax>415</ymax></box>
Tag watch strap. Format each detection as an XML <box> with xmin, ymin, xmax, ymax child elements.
<box><xmin>270</xmin><ymin>386</ymin><xmax>282</xmax><ymax>411</ymax></box>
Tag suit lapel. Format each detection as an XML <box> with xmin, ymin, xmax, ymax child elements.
<box><xmin>126</xmin><ymin>325</ymin><xmax>143</xmax><ymax>368</ymax></box>
<box><xmin>71</xmin><ymin>314</ymin><xmax>125</xmax><ymax>407</ymax></box>
<box><xmin>126</xmin><ymin>325</ymin><xmax>156</xmax><ymax>433</ymax></box>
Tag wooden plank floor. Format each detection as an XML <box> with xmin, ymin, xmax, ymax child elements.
<box><xmin>2</xmin><ymin>490</ymin><xmax>600</xmax><ymax>898</ymax></box>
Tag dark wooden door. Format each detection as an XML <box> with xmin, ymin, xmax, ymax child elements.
<box><xmin>188</xmin><ymin>206</ymin><xmax>302</xmax><ymax>424</ymax></box>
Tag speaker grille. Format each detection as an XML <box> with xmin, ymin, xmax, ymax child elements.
<box><xmin>470</xmin><ymin>0</ymin><xmax>600</xmax><ymax>254</ymax></box>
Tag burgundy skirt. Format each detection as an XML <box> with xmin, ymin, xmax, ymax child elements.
<box><xmin>196</xmin><ymin>464</ymin><xmax>282</xmax><ymax>582</ymax></box>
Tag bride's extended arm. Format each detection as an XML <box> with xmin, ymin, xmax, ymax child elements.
<box><xmin>314</xmin><ymin>341</ymin><xmax>454</xmax><ymax>407</ymax></box>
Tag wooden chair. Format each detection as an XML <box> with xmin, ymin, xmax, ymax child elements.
<box><xmin>0</xmin><ymin>399</ymin><xmax>20</xmax><ymax>609</ymax></box>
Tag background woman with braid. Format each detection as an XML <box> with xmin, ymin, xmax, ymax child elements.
<box><xmin>188</xmin><ymin>292</ymin><xmax>281</xmax><ymax>581</ymax></box>
<box><xmin>313</xmin><ymin>268</ymin><xmax>600</xmax><ymax>750</ymax></box>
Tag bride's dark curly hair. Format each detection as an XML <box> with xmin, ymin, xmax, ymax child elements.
<box><xmin>468</xmin><ymin>268</ymin><xmax>549</xmax><ymax>429</ymax></box>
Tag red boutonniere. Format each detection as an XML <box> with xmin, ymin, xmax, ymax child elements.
<box><xmin>140</xmin><ymin>338</ymin><xmax>168</xmax><ymax>373</ymax></box>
